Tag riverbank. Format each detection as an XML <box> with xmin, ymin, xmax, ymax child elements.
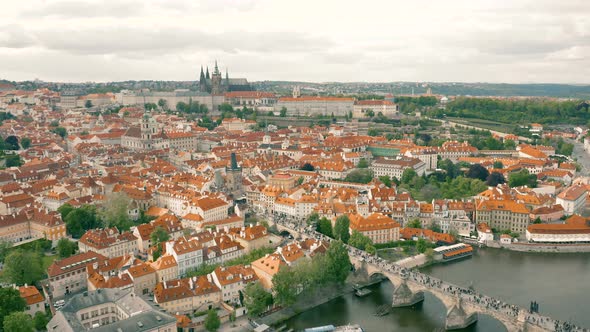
<box><xmin>257</xmin><ymin>283</ymin><xmax>356</xmax><ymax>327</ymax></box>
<box><xmin>496</xmin><ymin>242</ymin><xmax>590</xmax><ymax>253</ymax></box>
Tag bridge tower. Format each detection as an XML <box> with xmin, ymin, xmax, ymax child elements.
<box><xmin>445</xmin><ymin>296</ymin><xmax>478</xmax><ymax>330</ymax></box>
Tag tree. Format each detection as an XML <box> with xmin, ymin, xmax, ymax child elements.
<box><xmin>150</xmin><ymin>226</ymin><xmax>170</xmax><ymax>246</ymax></box>
<box><xmin>466</xmin><ymin>164</ymin><xmax>490</xmax><ymax>182</ymax></box>
<box><xmin>428</xmin><ymin>223</ymin><xmax>442</xmax><ymax>233</ymax></box>
<box><xmin>365</xmin><ymin>244</ymin><xmax>376</xmax><ymax>255</ymax></box>
<box><xmin>407</xmin><ymin>219</ymin><xmax>422</xmax><ymax>228</ymax></box>
<box><xmin>416</xmin><ymin>238</ymin><xmax>429</xmax><ymax>253</ymax></box>
<box><xmin>401</xmin><ymin>168</ymin><xmax>417</xmax><ymax>184</ymax></box>
<box><xmin>51</xmin><ymin>127</ymin><xmax>67</xmax><ymax>138</ymax></box>
<box><xmin>424</xmin><ymin>248</ymin><xmax>435</xmax><ymax>263</ymax></box>
<box><xmin>280</xmin><ymin>107</ymin><xmax>287</xmax><ymax>117</ymax></box>
<box><xmin>378</xmin><ymin>175</ymin><xmax>393</xmax><ymax>188</ymax></box>
<box><xmin>344</xmin><ymin>169</ymin><xmax>373</xmax><ymax>184</ymax></box>
<box><xmin>272</xmin><ymin>266</ymin><xmax>298</xmax><ymax>306</ymax></box>
<box><xmin>99</xmin><ymin>192</ymin><xmax>133</xmax><ymax>231</ymax></box>
<box><xmin>493</xmin><ymin>161</ymin><xmax>504</xmax><ymax>169</ymax></box>
<box><xmin>204</xmin><ymin>310</ymin><xmax>220</xmax><ymax>332</ymax></box>
<box><xmin>64</xmin><ymin>205</ymin><xmax>101</xmax><ymax>238</ymax></box>
<box><xmin>349</xmin><ymin>230</ymin><xmax>372</xmax><ymax>250</ymax></box>
<box><xmin>300</xmin><ymin>163</ymin><xmax>314</xmax><ymax>171</ymax></box>
<box><xmin>316</xmin><ymin>217</ymin><xmax>333</xmax><ymax>237</ymax></box>
<box><xmin>437</xmin><ymin>159</ymin><xmax>460</xmax><ymax>179</ymax></box>
<box><xmin>0</xmin><ymin>287</ymin><xmax>26</xmax><ymax>328</ymax></box>
<box><xmin>4</xmin><ymin>154</ymin><xmax>22</xmax><ymax>167</ymax></box>
<box><xmin>85</xmin><ymin>100</ymin><xmax>93</xmax><ymax>108</ymax></box>
<box><xmin>504</xmin><ymin>139</ymin><xmax>516</xmax><ymax>150</ymax></box>
<box><xmin>243</xmin><ymin>281</ymin><xmax>273</xmax><ymax>317</ymax></box>
<box><xmin>365</xmin><ymin>109</ymin><xmax>375</xmax><ymax>117</ymax></box>
<box><xmin>486</xmin><ymin>172</ymin><xmax>506</xmax><ymax>186</ymax></box>
<box><xmin>33</xmin><ymin>311</ymin><xmax>48</xmax><ymax>331</ymax></box>
<box><xmin>323</xmin><ymin>240</ymin><xmax>351</xmax><ymax>284</ymax></box>
<box><xmin>357</xmin><ymin>158</ymin><xmax>369</xmax><ymax>168</ymax></box>
<box><xmin>533</xmin><ymin>217</ymin><xmax>542</xmax><ymax>224</ymax></box>
<box><xmin>3</xmin><ymin>311</ymin><xmax>33</xmax><ymax>332</ymax></box>
<box><xmin>296</xmin><ymin>176</ymin><xmax>304</xmax><ymax>186</ymax></box>
<box><xmin>0</xmin><ymin>241</ymin><xmax>11</xmax><ymax>263</ymax></box>
<box><xmin>333</xmin><ymin>215</ymin><xmax>350</xmax><ymax>243</ymax></box>
<box><xmin>157</xmin><ymin>98</ymin><xmax>167</xmax><ymax>110</ymax></box>
<box><xmin>57</xmin><ymin>238</ymin><xmax>77</xmax><ymax>258</ymax></box>
<box><xmin>4</xmin><ymin>136</ymin><xmax>19</xmax><ymax>150</ymax></box>
<box><xmin>306</xmin><ymin>212</ymin><xmax>320</xmax><ymax>227</ymax></box>
<box><xmin>218</xmin><ymin>103</ymin><xmax>233</xmax><ymax>113</ymax></box>
<box><xmin>2</xmin><ymin>250</ymin><xmax>44</xmax><ymax>285</ymax></box>
<box><xmin>508</xmin><ymin>169</ymin><xmax>537</xmax><ymax>188</ymax></box>
<box><xmin>20</xmin><ymin>137</ymin><xmax>31</xmax><ymax>149</ymax></box>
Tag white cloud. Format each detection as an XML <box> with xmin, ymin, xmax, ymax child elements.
<box><xmin>0</xmin><ymin>0</ymin><xmax>589</xmax><ymax>83</ymax></box>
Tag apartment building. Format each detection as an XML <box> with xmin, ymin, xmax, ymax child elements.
<box><xmin>165</xmin><ymin>237</ymin><xmax>204</xmax><ymax>276</ymax></box>
<box><xmin>210</xmin><ymin>265</ymin><xmax>258</xmax><ymax>304</ymax></box>
<box><xmin>556</xmin><ymin>185</ymin><xmax>587</xmax><ymax>215</ymax></box>
<box><xmin>348</xmin><ymin>212</ymin><xmax>401</xmax><ymax>244</ymax></box>
<box><xmin>47</xmin><ymin>251</ymin><xmax>107</xmax><ymax>298</ymax></box>
<box><xmin>476</xmin><ymin>200</ymin><xmax>531</xmax><ymax>235</ymax></box>
<box><xmin>370</xmin><ymin>157</ymin><xmax>426</xmax><ymax>179</ymax></box>
<box><xmin>153</xmin><ymin>275</ymin><xmax>221</xmax><ymax>314</ymax></box>
<box><xmin>78</xmin><ymin>228</ymin><xmax>139</xmax><ymax>258</ymax></box>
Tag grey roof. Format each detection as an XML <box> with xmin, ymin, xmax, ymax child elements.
<box><xmin>47</xmin><ymin>289</ymin><xmax>176</xmax><ymax>332</ymax></box>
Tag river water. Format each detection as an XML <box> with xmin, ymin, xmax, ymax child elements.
<box><xmin>285</xmin><ymin>248</ymin><xmax>590</xmax><ymax>331</ymax></box>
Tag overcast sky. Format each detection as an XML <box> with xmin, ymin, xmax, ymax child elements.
<box><xmin>1</xmin><ymin>0</ymin><xmax>589</xmax><ymax>83</ymax></box>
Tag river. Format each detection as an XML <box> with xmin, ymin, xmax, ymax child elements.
<box><xmin>285</xmin><ymin>248</ymin><xmax>590</xmax><ymax>331</ymax></box>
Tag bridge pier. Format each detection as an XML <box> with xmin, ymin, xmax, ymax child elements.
<box><xmin>391</xmin><ymin>280</ymin><xmax>425</xmax><ymax>308</ymax></box>
<box><xmin>445</xmin><ymin>297</ymin><xmax>478</xmax><ymax>330</ymax></box>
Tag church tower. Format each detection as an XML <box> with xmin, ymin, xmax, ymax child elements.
<box><xmin>211</xmin><ymin>60</ymin><xmax>223</xmax><ymax>95</ymax></box>
<box><xmin>199</xmin><ymin>66</ymin><xmax>208</xmax><ymax>93</ymax></box>
<box><xmin>140</xmin><ymin>110</ymin><xmax>157</xmax><ymax>149</ymax></box>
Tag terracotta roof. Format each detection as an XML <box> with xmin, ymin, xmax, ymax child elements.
<box><xmin>47</xmin><ymin>251</ymin><xmax>106</xmax><ymax>277</ymax></box>
<box><xmin>19</xmin><ymin>285</ymin><xmax>44</xmax><ymax>306</ymax></box>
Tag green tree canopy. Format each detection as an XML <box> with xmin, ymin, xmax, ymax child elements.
<box><xmin>2</xmin><ymin>250</ymin><xmax>44</xmax><ymax>285</ymax></box>
<box><xmin>33</xmin><ymin>311</ymin><xmax>48</xmax><ymax>331</ymax></box>
<box><xmin>51</xmin><ymin>127</ymin><xmax>67</xmax><ymax>138</ymax></box>
<box><xmin>64</xmin><ymin>204</ymin><xmax>102</xmax><ymax>238</ymax></box>
<box><xmin>150</xmin><ymin>226</ymin><xmax>170</xmax><ymax>246</ymax></box>
<box><xmin>486</xmin><ymin>172</ymin><xmax>506</xmax><ymax>186</ymax></box>
<box><xmin>0</xmin><ymin>241</ymin><xmax>11</xmax><ymax>263</ymax></box>
<box><xmin>280</xmin><ymin>107</ymin><xmax>287</xmax><ymax>117</ymax></box>
<box><xmin>407</xmin><ymin>219</ymin><xmax>422</xmax><ymax>228</ymax></box>
<box><xmin>4</xmin><ymin>136</ymin><xmax>19</xmax><ymax>150</ymax></box>
<box><xmin>348</xmin><ymin>230</ymin><xmax>372</xmax><ymax>250</ymax></box>
<box><xmin>204</xmin><ymin>310</ymin><xmax>221</xmax><ymax>332</ymax></box>
<box><xmin>99</xmin><ymin>192</ymin><xmax>133</xmax><ymax>231</ymax></box>
<box><xmin>344</xmin><ymin>169</ymin><xmax>373</xmax><ymax>184</ymax></box>
<box><xmin>243</xmin><ymin>281</ymin><xmax>273</xmax><ymax>317</ymax></box>
<box><xmin>300</xmin><ymin>163</ymin><xmax>314</xmax><ymax>171</ymax></box>
<box><xmin>20</xmin><ymin>137</ymin><xmax>31</xmax><ymax>149</ymax></box>
<box><xmin>401</xmin><ymin>168</ymin><xmax>418</xmax><ymax>184</ymax></box>
<box><xmin>323</xmin><ymin>240</ymin><xmax>351</xmax><ymax>284</ymax></box>
<box><xmin>357</xmin><ymin>158</ymin><xmax>369</xmax><ymax>168</ymax></box>
<box><xmin>466</xmin><ymin>164</ymin><xmax>490</xmax><ymax>182</ymax></box>
<box><xmin>316</xmin><ymin>217</ymin><xmax>333</xmax><ymax>237</ymax></box>
<box><xmin>3</xmin><ymin>311</ymin><xmax>33</xmax><ymax>332</ymax></box>
<box><xmin>57</xmin><ymin>238</ymin><xmax>77</xmax><ymax>258</ymax></box>
<box><xmin>508</xmin><ymin>169</ymin><xmax>537</xmax><ymax>188</ymax></box>
<box><xmin>333</xmin><ymin>215</ymin><xmax>350</xmax><ymax>243</ymax></box>
<box><xmin>0</xmin><ymin>287</ymin><xmax>26</xmax><ymax>328</ymax></box>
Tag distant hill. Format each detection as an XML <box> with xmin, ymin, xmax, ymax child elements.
<box><xmin>252</xmin><ymin>81</ymin><xmax>590</xmax><ymax>99</ymax></box>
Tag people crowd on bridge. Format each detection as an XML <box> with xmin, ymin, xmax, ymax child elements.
<box><xmin>272</xmin><ymin>215</ymin><xmax>587</xmax><ymax>332</ymax></box>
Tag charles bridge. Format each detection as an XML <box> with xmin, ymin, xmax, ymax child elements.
<box><xmin>274</xmin><ymin>219</ymin><xmax>587</xmax><ymax>332</ymax></box>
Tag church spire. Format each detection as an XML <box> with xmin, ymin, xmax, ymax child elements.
<box><xmin>205</xmin><ymin>67</ymin><xmax>210</xmax><ymax>80</ymax></box>
<box><xmin>214</xmin><ymin>60</ymin><xmax>219</xmax><ymax>75</ymax></box>
<box><xmin>225</xmin><ymin>68</ymin><xmax>229</xmax><ymax>86</ymax></box>
<box><xmin>199</xmin><ymin>66</ymin><xmax>205</xmax><ymax>82</ymax></box>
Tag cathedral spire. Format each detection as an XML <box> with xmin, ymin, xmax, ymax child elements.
<box><xmin>199</xmin><ymin>66</ymin><xmax>205</xmax><ymax>82</ymax></box>
<box><xmin>214</xmin><ymin>60</ymin><xmax>219</xmax><ymax>75</ymax></box>
<box><xmin>206</xmin><ymin>67</ymin><xmax>210</xmax><ymax>80</ymax></box>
